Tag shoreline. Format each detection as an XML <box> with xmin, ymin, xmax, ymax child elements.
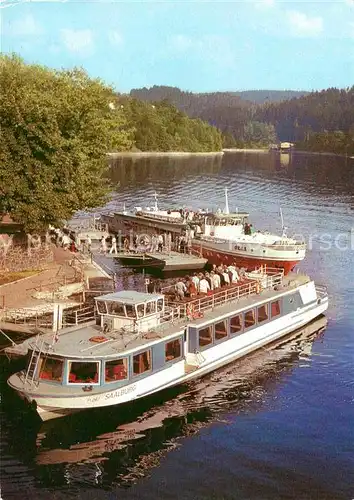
<box><xmin>222</xmin><ymin>148</ymin><xmax>268</xmax><ymax>153</ymax></box>
<box><xmin>107</xmin><ymin>151</ymin><xmax>224</xmax><ymax>158</ymax></box>
<box><xmin>223</xmin><ymin>148</ymin><xmax>352</xmax><ymax>158</ymax></box>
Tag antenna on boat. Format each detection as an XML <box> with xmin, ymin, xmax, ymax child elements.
<box><xmin>224</xmin><ymin>187</ymin><xmax>230</xmax><ymax>215</ymax></box>
<box><xmin>153</xmin><ymin>192</ymin><xmax>158</xmax><ymax>211</ymax></box>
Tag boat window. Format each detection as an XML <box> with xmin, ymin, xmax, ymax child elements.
<box><xmin>106</xmin><ymin>301</ymin><xmax>125</xmax><ymax>316</ymax></box>
<box><xmin>245</xmin><ymin>310</ymin><xmax>256</xmax><ymax>328</ymax></box>
<box><xmin>199</xmin><ymin>326</ymin><xmax>213</xmax><ymax>348</ymax></box>
<box><xmin>125</xmin><ymin>304</ymin><xmax>136</xmax><ymax>318</ymax></box>
<box><xmin>258</xmin><ymin>304</ymin><xmax>268</xmax><ymax>323</ymax></box>
<box><xmin>133</xmin><ymin>350</ymin><xmax>152</xmax><ymax>376</ymax></box>
<box><xmin>146</xmin><ymin>301</ymin><xmax>156</xmax><ymax>314</ymax></box>
<box><xmin>271</xmin><ymin>300</ymin><xmax>281</xmax><ymax>317</ymax></box>
<box><xmin>39</xmin><ymin>357</ymin><xmax>64</xmax><ymax>383</ymax></box>
<box><xmin>105</xmin><ymin>358</ymin><xmax>128</xmax><ymax>382</ymax></box>
<box><xmin>165</xmin><ymin>338</ymin><xmax>182</xmax><ymax>362</ymax></box>
<box><xmin>136</xmin><ymin>303</ymin><xmax>145</xmax><ymax>318</ymax></box>
<box><xmin>157</xmin><ymin>298</ymin><xmax>164</xmax><ymax>312</ymax></box>
<box><xmin>68</xmin><ymin>361</ymin><xmax>100</xmax><ymax>384</ymax></box>
<box><xmin>215</xmin><ymin>320</ymin><xmax>228</xmax><ymax>341</ymax></box>
<box><xmin>96</xmin><ymin>301</ymin><xmax>107</xmax><ymax>314</ymax></box>
<box><xmin>230</xmin><ymin>314</ymin><xmax>242</xmax><ymax>335</ymax></box>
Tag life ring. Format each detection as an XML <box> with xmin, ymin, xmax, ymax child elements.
<box><xmin>89</xmin><ymin>336</ymin><xmax>108</xmax><ymax>343</ymax></box>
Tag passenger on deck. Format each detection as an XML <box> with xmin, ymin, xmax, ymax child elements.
<box><xmin>185</xmin><ymin>276</ymin><xmax>197</xmax><ymax>298</ymax></box>
<box><xmin>199</xmin><ymin>275</ymin><xmax>210</xmax><ymax>295</ymax></box>
<box><xmin>151</xmin><ymin>234</ymin><xmax>157</xmax><ymax>252</ymax></box>
<box><xmin>205</xmin><ymin>272</ymin><xmax>214</xmax><ymax>291</ymax></box>
<box><xmin>228</xmin><ymin>265</ymin><xmax>239</xmax><ymax>283</ymax></box>
<box><xmin>158</xmin><ymin>234</ymin><xmax>164</xmax><ymax>252</ymax></box>
<box><xmin>222</xmin><ymin>267</ymin><xmax>230</xmax><ymax>286</ymax></box>
<box><xmin>211</xmin><ymin>270</ymin><xmax>220</xmax><ymax>290</ymax></box>
<box><xmin>217</xmin><ymin>267</ymin><xmax>226</xmax><ymax>287</ymax></box>
<box><xmin>192</xmin><ymin>273</ymin><xmax>200</xmax><ymax>292</ymax></box>
<box><xmin>175</xmin><ymin>279</ymin><xmax>187</xmax><ymax>301</ymax></box>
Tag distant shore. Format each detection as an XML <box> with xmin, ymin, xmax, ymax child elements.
<box><xmin>107</xmin><ymin>151</ymin><xmax>224</xmax><ymax>158</ymax></box>
<box><xmin>222</xmin><ymin>148</ymin><xmax>268</xmax><ymax>153</ymax></box>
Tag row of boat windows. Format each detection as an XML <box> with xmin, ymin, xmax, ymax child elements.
<box><xmin>198</xmin><ymin>299</ymin><xmax>281</xmax><ymax>349</ymax></box>
<box><xmin>96</xmin><ymin>299</ymin><xmax>164</xmax><ymax>318</ymax></box>
<box><xmin>37</xmin><ymin>338</ymin><xmax>182</xmax><ymax>385</ymax></box>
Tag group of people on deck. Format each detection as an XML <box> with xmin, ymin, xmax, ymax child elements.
<box><xmin>173</xmin><ymin>264</ymin><xmax>246</xmax><ymax>301</ymax></box>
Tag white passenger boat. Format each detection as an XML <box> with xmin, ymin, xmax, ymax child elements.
<box><xmin>7</xmin><ymin>268</ymin><xmax>328</xmax><ymax>421</ymax></box>
<box><xmin>101</xmin><ymin>190</ymin><xmax>306</xmax><ymax>274</ymax></box>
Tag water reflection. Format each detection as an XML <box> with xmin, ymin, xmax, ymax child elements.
<box><xmin>106</xmin><ymin>152</ymin><xmax>354</xmax><ymax>220</ymax></box>
<box><xmin>108</xmin><ymin>155</ymin><xmax>223</xmax><ymax>189</ymax></box>
<box><xmin>2</xmin><ymin>317</ymin><xmax>326</xmax><ymax>494</ymax></box>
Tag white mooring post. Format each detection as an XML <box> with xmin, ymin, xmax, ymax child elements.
<box><xmin>52</xmin><ymin>303</ymin><xmax>64</xmax><ymax>332</ymax></box>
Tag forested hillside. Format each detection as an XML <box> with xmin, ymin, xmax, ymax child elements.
<box><xmin>130</xmin><ymin>86</ymin><xmax>307</xmax><ymax>109</ymax></box>
<box><xmin>131</xmin><ymin>85</ymin><xmax>354</xmax><ymax>153</ymax></box>
<box><xmin>120</xmin><ymin>97</ymin><xmax>222</xmax><ymax>152</ymax></box>
<box><xmin>130</xmin><ymin>86</ymin><xmax>279</xmax><ymax>147</ymax></box>
<box><xmin>255</xmin><ymin>87</ymin><xmax>354</xmax><ymax>141</ymax></box>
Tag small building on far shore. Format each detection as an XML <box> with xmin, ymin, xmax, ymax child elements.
<box><xmin>279</xmin><ymin>142</ymin><xmax>294</xmax><ymax>152</ymax></box>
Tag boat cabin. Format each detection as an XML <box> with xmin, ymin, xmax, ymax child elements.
<box><xmin>202</xmin><ymin>212</ymin><xmax>249</xmax><ymax>240</ymax></box>
<box><xmin>95</xmin><ymin>290</ymin><xmax>165</xmax><ymax>333</ymax></box>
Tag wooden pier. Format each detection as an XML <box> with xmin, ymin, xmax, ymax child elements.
<box><xmin>146</xmin><ymin>251</ymin><xmax>207</xmax><ymax>271</ymax></box>
<box><xmin>101</xmin><ymin>250</ymin><xmax>207</xmax><ymax>271</ymax></box>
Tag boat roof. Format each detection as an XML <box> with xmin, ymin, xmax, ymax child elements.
<box><xmin>17</xmin><ymin>272</ymin><xmax>311</xmax><ymax>360</ymax></box>
<box><xmin>96</xmin><ymin>290</ymin><xmax>164</xmax><ymax>304</ymax></box>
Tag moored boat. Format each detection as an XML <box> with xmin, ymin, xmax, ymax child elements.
<box><xmin>101</xmin><ymin>190</ymin><xmax>306</xmax><ymax>274</ymax></box>
<box><xmin>7</xmin><ymin>266</ymin><xmax>328</xmax><ymax>421</ymax></box>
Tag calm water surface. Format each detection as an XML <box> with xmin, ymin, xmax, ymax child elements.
<box><xmin>1</xmin><ymin>152</ymin><xmax>353</xmax><ymax>500</ymax></box>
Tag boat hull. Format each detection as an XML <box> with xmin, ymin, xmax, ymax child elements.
<box><xmin>192</xmin><ymin>243</ymin><xmax>301</xmax><ymax>274</ymax></box>
<box><xmin>10</xmin><ymin>294</ymin><xmax>328</xmax><ymax>421</ymax></box>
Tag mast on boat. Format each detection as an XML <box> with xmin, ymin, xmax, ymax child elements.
<box><xmin>153</xmin><ymin>192</ymin><xmax>158</xmax><ymax>212</ymax></box>
<box><xmin>224</xmin><ymin>187</ymin><xmax>230</xmax><ymax>215</ymax></box>
<box><xmin>279</xmin><ymin>206</ymin><xmax>287</xmax><ymax>237</ymax></box>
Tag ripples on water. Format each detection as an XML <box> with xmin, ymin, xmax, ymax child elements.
<box><xmin>1</xmin><ymin>152</ymin><xmax>353</xmax><ymax>499</ymax></box>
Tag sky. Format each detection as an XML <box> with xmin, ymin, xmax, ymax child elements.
<box><xmin>1</xmin><ymin>0</ymin><xmax>354</xmax><ymax>93</ymax></box>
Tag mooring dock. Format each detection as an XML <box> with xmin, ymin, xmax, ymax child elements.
<box><xmin>146</xmin><ymin>251</ymin><xmax>207</xmax><ymax>271</ymax></box>
<box><xmin>102</xmin><ymin>250</ymin><xmax>207</xmax><ymax>271</ymax></box>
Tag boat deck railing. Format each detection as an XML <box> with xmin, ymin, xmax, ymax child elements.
<box><xmin>159</xmin><ymin>268</ymin><xmax>284</xmax><ymax>327</ymax></box>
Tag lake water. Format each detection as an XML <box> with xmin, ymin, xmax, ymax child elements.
<box><xmin>1</xmin><ymin>152</ymin><xmax>353</xmax><ymax>500</ymax></box>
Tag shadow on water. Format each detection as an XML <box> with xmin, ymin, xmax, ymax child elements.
<box><xmin>1</xmin><ymin>317</ymin><xmax>327</xmax><ymax>496</ymax></box>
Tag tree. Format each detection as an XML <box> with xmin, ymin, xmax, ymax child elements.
<box><xmin>0</xmin><ymin>55</ymin><xmax>132</xmax><ymax>232</ymax></box>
